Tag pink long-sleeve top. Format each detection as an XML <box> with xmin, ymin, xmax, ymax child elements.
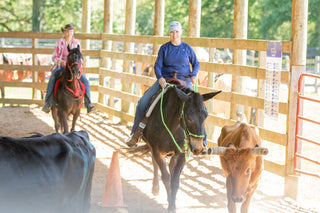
<box><xmin>52</xmin><ymin>37</ymin><xmax>80</xmax><ymax>64</ymax></box>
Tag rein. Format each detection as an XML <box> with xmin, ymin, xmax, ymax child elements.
<box><xmin>160</xmin><ymin>83</ymin><xmax>204</xmax><ymax>160</ymax></box>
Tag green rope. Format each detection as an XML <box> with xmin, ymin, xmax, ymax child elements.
<box><xmin>160</xmin><ymin>83</ymin><xmax>204</xmax><ymax>160</ymax></box>
<box><xmin>192</xmin><ymin>82</ymin><xmax>198</xmax><ymax>92</ymax></box>
<box><xmin>181</xmin><ymin>102</ymin><xmax>205</xmax><ymax>138</ymax></box>
<box><xmin>160</xmin><ymin>84</ymin><xmax>183</xmax><ymax>153</ymax></box>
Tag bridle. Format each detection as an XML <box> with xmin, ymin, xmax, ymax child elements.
<box><xmin>66</xmin><ymin>60</ymin><xmax>83</xmax><ymax>81</ymax></box>
<box><xmin>160</xmin><ymin>84</ymin><xmax>205</xmax><ymax>159</ymax></box>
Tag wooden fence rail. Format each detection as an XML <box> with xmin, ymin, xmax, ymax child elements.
<box><xmin>0</xmin><ymin>32</ymin><xmax>292</xmax><ymax>177</ymax></box>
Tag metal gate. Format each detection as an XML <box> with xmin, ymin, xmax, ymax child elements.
<box><xmin>294</xmin><ymin>73</ymin><xmax>320</xmax><ymax>178</ymax></box>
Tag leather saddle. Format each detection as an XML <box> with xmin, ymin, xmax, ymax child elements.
<box><xmin>165</xmin><ymin>71</ymin><xmax>187</xmax><ymax>87</ymax></box>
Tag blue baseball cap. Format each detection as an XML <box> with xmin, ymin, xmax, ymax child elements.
<box><xmin>169</xmin><ymin>21</ymin><xmax>182</xmax><ymax>32</ymax></box>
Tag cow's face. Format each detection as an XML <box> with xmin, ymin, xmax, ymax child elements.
<box><xmin>222</xmin><ymin>148</ymin><xmax>256</xmax><ymax>203</ymax></box>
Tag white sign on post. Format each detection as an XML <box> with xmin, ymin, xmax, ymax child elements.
<box><xmin>264</xmin><ymin>41</ymin><xmax>282</xmax><ymax>119</ymax></box>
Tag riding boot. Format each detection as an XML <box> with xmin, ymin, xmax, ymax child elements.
<box><xmin>126</xmin><ymin>118</ymin><xmax>147</xmax><ymax>147</ymax></box>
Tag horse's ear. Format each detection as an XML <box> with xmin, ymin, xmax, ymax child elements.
<box><xmin>67</xmin><ymin>44</ymin><xmax>71</xmax><ymax>52</ymax></box>
<box><xmin>202</xmin><ymin>90</ymin><xmax>222</xmax><ymax>102</ymax></box>
<box><xmin>174</xmin><ymin>87</ymin><xmax>190</xmax><ymax>102</ymax></box>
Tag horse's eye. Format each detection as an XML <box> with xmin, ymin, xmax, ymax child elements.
<box><xmin>246</xmin><ymin>168</ymin><xmax>251</xmax><ymax>175</ymax></box>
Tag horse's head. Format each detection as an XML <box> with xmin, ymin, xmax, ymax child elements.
<box><xmin>177</xmin><ymin>86</ymin><xmax>221</xmax><ymax>155</ymax></box>
<box><xmin>66</xmin><ymin>44</ymin><xmax>83</xmax><ymax>80</ymax></box>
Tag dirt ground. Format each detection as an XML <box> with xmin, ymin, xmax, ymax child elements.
<box><xmin>0</xmin><ymin>105</ymin><xmax>319</xmax><ymax>213</ymax></box>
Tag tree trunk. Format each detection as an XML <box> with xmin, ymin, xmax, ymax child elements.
<box><xmin>32</xmin><ymin>0</ymin><xmax>41</xmax><ymax>32</ymax></box>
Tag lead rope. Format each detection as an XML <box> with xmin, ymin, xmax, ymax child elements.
<box><xmin>192</xmin><ymin>82</ymin><xmax>198</xmax><ymax>92</ymax></box>
<box><xmin>159</xmin><ymin>84</ymin><xmax>196</xmax><ymax>161</ymax></box>
<box><xmin>160</xmin><ymin>84</ymin><xmax>184</xmax><ymax>154</ymax></box>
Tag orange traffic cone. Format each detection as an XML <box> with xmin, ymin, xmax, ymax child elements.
<box><xmin>100</xmin><ymin>150</ymin><xmax>126</xmax><ymax>208</ymax></box>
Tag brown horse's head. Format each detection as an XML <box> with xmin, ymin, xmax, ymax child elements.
<box><xmin>66</xmin><ymin>44</ymin><xmax>83</xmax><ymax>80</ymax></box>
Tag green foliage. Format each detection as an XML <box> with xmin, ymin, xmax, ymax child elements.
<box><xmin>201</xmin><ymin>0</ymin><xmax>234</xmax><ymax>38</ymax></box>
<box><xmin>0</xmin><ymin>0</ymin><xmax>319</xmax><ymax>48</ymax></box>
<box><xmin>0</xmin><ymin>0</ymin><xmax>32</xmax><ymax>32</ymax></box>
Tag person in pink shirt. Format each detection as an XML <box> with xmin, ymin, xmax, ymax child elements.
<box><xmin>42</xmin><ymin>24</ymin><xmax>96</xmax><ymax>114</ymax></box>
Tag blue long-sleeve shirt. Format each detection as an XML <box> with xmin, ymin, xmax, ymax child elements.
<box><xmin>154</xmin><ymin>41</ymin><xmax>200</xmax><ymax>82</ymax></box>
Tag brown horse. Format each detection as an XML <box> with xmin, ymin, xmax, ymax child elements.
<box><xmin>52</xmin><ymin>45</ymin><xmax>84</xmax><ymax>134</ymax></box>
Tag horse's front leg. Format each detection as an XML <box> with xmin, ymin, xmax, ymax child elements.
<box><xmin>59</xmin><ymin>111</ymin><xmax>69</xmax><ymax>134</ymax></box>
<box><xmin>51</xmin><ymin>107</ymin><xmax>60</xmax><ymax>133</ymax></box>
<box><xmin>152</xmin><ymin>150</ymin><xmax>171</xmax><ymax>204</ymax></box>
<box><xmin>70</xmin><ymin>111</ymin><xmax>80</xmax><ymax>132</ymax></box>
<box><xmin>151</xmin><ymin>154</ymin><xmax>160</xmax><ymax>196</ymax></box>
<box><xmin>168</xmin><ymin>153</ymin><xmax>186</xmax><ymax>213</ymax></box>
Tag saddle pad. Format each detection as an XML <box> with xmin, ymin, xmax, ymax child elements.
<box><xmin>146</xmin><ymin>86</ymin><xmax>169</xmax><ymax>118</ymax></box>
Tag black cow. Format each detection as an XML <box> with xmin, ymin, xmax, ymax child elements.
<box><xmin>0</xmin><ymin>130</ymin><xmax>96</xmax><ymax>213</ymax></box>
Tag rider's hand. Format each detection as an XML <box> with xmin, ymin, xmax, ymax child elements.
<box><xmin>190</xmin><ymin>76</ymin><xmax>197</xmax><ymax>84</ymax></box>
<box><xmin>159</xmin><ymin>78</ymin><xmax>166</xmax><ymax>88</ymax></box>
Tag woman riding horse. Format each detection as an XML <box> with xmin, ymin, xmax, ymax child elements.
<box><xmin>126</xmin><ymin>21</ymin><xmax>209</xmax><ymax>147</ymax></box>
<box><xmin>52</xmin><ymin>45</ymin><xmax>84</xmax><ymax>133</ymax></box>
<box><xmin>42</xmin><ymin>24</ymin><xmax>96</xmax><ymax>114</ymax></box>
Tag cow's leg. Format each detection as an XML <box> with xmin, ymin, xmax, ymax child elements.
<box><xmin>226</xmin><ymin>175</ymin><xmax>236</xmax><ymax>213</ymax></box>
<box><xmin>151</xmin><ymin>155</ymin><xmax>160</xmax><ymax>196</ymax></box>
<box><xmin>240</xmin><ymin>185</ymin><xmax>257</xmax><ymax>213</ymax></box>
<box><xmin>52</xmin><ymin>107</ymin><xmax>60</xmax><ymax>133</ymax></box>
<box><xmin>152</xmin><ymin>150</ymin><xmax>171</xmax><ymax>204</ymax></box>
<box><xmin>168</xmin><ymin>153</ymin><xmax>185</xmax><ymax>213</ymax></box>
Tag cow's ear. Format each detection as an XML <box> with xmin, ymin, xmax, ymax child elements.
<box><xmin>67</xmin><ymin>44</ymin><xmax>71</xmax><ymax>52</ymax></box>
<box><xmin>202</xmin><ymin>91</ymin><xmax>222</xmax><ymax>102</ymax></box>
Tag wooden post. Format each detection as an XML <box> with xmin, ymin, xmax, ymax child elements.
<box><xmin>257</xmin><ymin>51</ymin><xmax>266</xmax><ymax>128</ymax></box>
<box><xmin>315</xmin><ymin>56</ymin><xmax>320</xmax><ymax>93</ymax></box>
<box><xmin>188</xmin><ymin>0</ymin><xmax>201</xmax><ymax>38</ymax></box>
<box><xmin>153</xmin><ymin>0</ymin><xmax>165</xmax><ymax>55</ymax></box>
<box><xmin>100</xmin><ymin>0</ymin><xmax>113</xmax><ymax>106</ymax></box>
<box><xmin>231</xmin><ymin>0</ymin><xmax>248</xmax><ymax>120</ymax></box>
<box><xmin>81</xmin><ymin>0</ymin><xmax>91</xmax><ymax>53</ymax></box>
<box><xmin>32</xmin><ymin>38</ymin><xmax>38</xmax><ymax>100</ymax></box>
<box><xmin>285</xmin><ymin>0</ymin><xmax>308</xmax><ymax>200</ymax></box>
<box><xmin>207</xmin><ymin>48</ymin><xmax>216</xmax><ymax>145</ymax></box>
<box><xmin>121</xmin><ymin>0</ymin><xmax>136</xmax><ymax>117</ymax></box>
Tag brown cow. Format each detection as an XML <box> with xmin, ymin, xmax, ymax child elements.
<box><xmin>206</xmin><ymin>121</ymin><xmax>268</xmax><ymax>213</ymax></box>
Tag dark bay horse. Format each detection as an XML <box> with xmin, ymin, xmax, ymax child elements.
<box><xmin>52</xmin><ymin>45</ymin><xmax>85</xmax><ymax>134</ymax></box>
<box><xmin>131</xmin><ymin>85</ymin><xmax>221</xmax><ymax>212</ymax></box>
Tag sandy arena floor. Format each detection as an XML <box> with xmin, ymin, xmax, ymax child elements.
<box><xmin>0</xmin><ymin>105</ymin><xmax>319</xmax><ymax>213</ymax></box>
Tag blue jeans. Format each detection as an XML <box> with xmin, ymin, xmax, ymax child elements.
<box><xmin>131</xmin><ymin>80</ymin><xmax>207</xmax><ymax>146</ymax></box>
<box><xmin>45</xmin><ymin>67</ymin><xmax>91</xmax><ymax>108</ymax></box>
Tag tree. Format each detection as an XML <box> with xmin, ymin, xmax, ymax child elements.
<box><xmin>0</xmin><ymin>0</ymin><xmax>32</xmax><ymax>32</ymax></box>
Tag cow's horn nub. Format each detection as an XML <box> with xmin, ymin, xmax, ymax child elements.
<box><xmin>206</xmin><ymin>147</ymin><xmax>227</xmax><ymax>155</ymax></box>
<box><xmin>251</xmin><ymin>147</ymin><xmax>268</xmax><ymax>156</ymax></box>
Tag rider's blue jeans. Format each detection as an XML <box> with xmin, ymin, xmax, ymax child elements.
<box><xmin>131</xmin><ymin>80</ymin><xmax>207</xmax><ymax>146</ymax></box>
<box><xmin>45</xmin><ymin>67</ymin><xmax>91</xmax><ymax>108</ymax></box>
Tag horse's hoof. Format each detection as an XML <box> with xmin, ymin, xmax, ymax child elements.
<box><xmin>152</xmin><ymin>185</ymin><xmax>159</xmax><ymax>196</ymax></box>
